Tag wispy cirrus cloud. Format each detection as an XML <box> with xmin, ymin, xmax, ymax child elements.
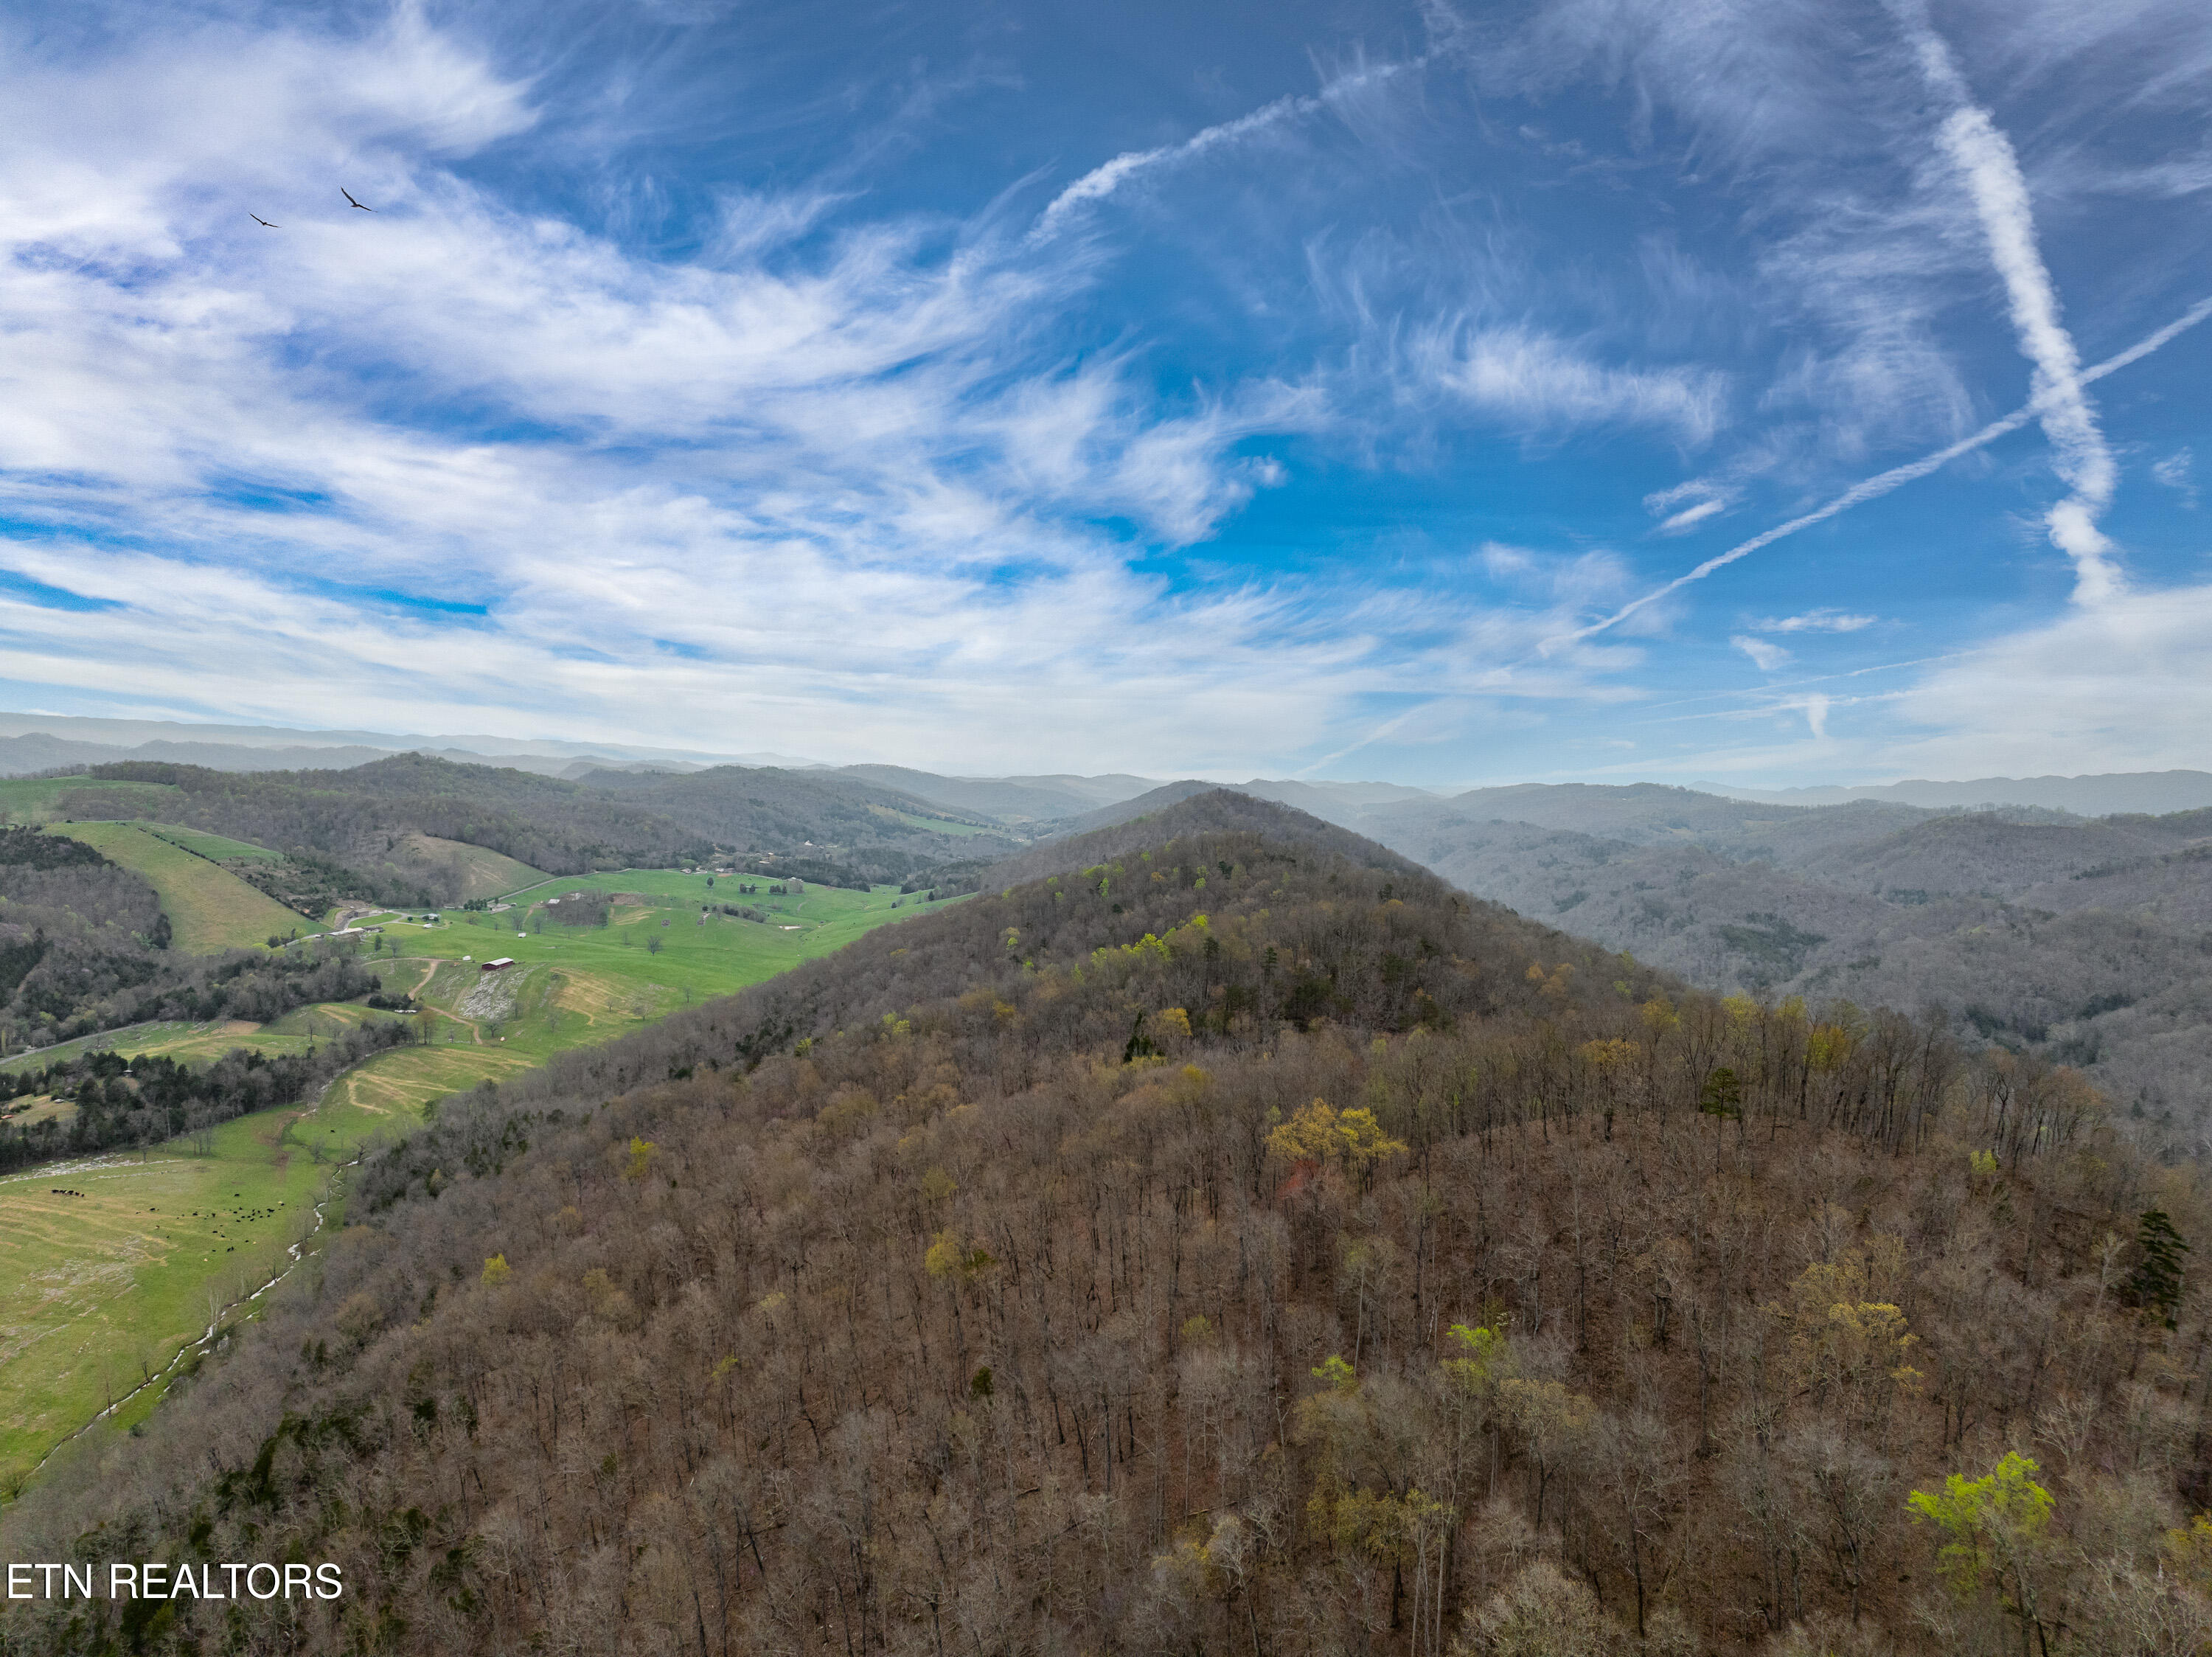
<box><xmin>0</xmin><ymin>11</ymin><xmax>1368</xmax><ymax>768</ymax></box>
<box><xmin>1759</xmin><ymin>609</ymin><xmax>1877</xmax><ymax>633</ymax></box>
<box><xmin>1411</xmin><ymin>324</ymin><xmax>1728</xmax><ymax>443</ymax></box>
<box><xmin>3</xmin><ymin>0</ymin><xmax>2211</xmax><ymax>788</ymax></box>
<box><xmin>1644</xmin><ymin>479</ymin><xmax>1734</xmax><ymax>533</ymax></box>
<box><xmin>1547</xmin><ymin>293</ymin><xmax>2212</xmax><ymax>650</ymax></box>
<box><xmin>2152</xmin><ymin>447</ymin><xmax>2197</xmax><ymax>507</ymax></box>
<box><xmin>1027</xmin><ymin>54</ymin><xmax>1418</xmax><ymax>245</ymax></box>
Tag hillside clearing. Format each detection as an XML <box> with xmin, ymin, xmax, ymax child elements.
<box><xmin>47</xmin><ymin>822</ymin><xmax>301</xmax><ymax>953</ymax></box>
<box><xmin>139</xmin><ymin>823</ymin><xmax>283</xmax><ymax>861</ymax></box>
<box><xmin>389</xmin><ymin>832</ymin><xmax>546</xmax><ymax>900</ymax></box>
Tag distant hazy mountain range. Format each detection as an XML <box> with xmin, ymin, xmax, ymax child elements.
<box><xmin>1700</xmin><ymin>771</ymin><xmax>2212</xmax><ymax>815</ymax></box>
<box><xmin>0</xmin><ymin>715</ymin><xmax>807</xmax><ymax>780</ymax></box>
<box><xmin>1203</xmin><ymin>782</ymin><xmax>2212</xmax><ymax>1150</ymax></box>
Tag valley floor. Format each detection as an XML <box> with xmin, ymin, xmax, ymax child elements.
<box><xmin>0</xmin><ymin>872</ymin><xmax>960</xmax><ymax>1494</ymax></box>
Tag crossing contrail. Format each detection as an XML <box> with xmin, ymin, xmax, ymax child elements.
<box><xmin>1543</xmin><ymin>293</ymin><xmax>2212</xmax><ymax>650</ymax></box>
<box><xmin>1893</xmin><ymin>0</ymin><xmax>2123</xmax><ymax>602</ymax></box>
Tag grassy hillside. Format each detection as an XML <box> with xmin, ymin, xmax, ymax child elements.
<box><xmin>363</xmin><ymin>870</ymin><xmax>964</xmax><ymax>1013</ymax></box>
<box><xmin>0</xmin><ymin>1082</ymin><xmax>397</xmax><ymax>1496</ymax></box>
<box><xmin>138</xmin><ymin>823</ymin><xmax>283</xmax><ymax>861</ymax></box>
<box><xmin>49</xmin><ymin>822</ymin><xmax>302</xmax><ymax>953</ymax></box>
<box><xmin>0</xmin><ymin>875</ymin><xmax>958</xmax><ymax>1490</ymax></box>
<box><xmin>6</xmin><ymin>797</ymin><xmax>2195</xmax><ymax>1657</ymax></box>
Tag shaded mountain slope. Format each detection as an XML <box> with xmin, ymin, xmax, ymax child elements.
<box><xmin>77</xmin><ymin>757</ymin><xmax>706</xmax><ymax>880</ymax></box>
<box><xmin>58</xmin><ymin>757</ymin><xmax>1012</xmax><ymax>901</ymax></box>
<box><xmin>1710</xmin><ymin>768</ymin><xmax>2212</xmax><ymax>814</ymax></box>
<box><xmin>582</xmin><ymin>765</ymin><xmax>1020</xmax><ymax>885</ymax></box>
<box><xmin>830</xmin><ymin>765</ymin><xmax>1162</xmax><ymax>822</ymax></box>
<box><xmin>1048</xmin><ymin>778</ymin><xmax>1224</xmax><ymax>834</ymax></box>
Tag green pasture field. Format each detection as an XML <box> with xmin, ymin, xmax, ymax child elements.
<box><xmin>0</xmin><ymin>1086</ymin><xmax>395</xmax><ymax>1496</ymax></box>
<box><xmin>880</xmin><ymin>807</ymin><xmax>996</xmax><ymax>837</ymax></box>
<box><xmin>4</xmin><ymin>874</ymin><xmax>966</xmax><ymax>1493</ymax></box>
<box><xmin>140</xmin><ymin>823</ymin><xmax>284</xmax><ymax>861</ymax></box>
<box><xmin>0</xmin><ymin>777</ymin><xmax>184</xmax><ymax>824</ymax></box>
<box><xmin>2</xmin><ymin>1001</ymin><xmax>421</xmax><ymax>1083</ymax></box>
<box><xmin>49</xmin><ymin>821</ymin><xmax>301</xmax><ymax>953</ymax></box>
<box><xmin>1</xmin><ymin>1021</ymin><xmax>209</xmax><ymax>1076</ymax></box>
<box><xmin>341</xmin><ymin>876</ymin><xmax>966</xmax><ymax>1058</ymax></box>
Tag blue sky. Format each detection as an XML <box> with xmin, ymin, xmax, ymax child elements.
<box><xmin>2</xmin><ymin>0</ymin><xmax>2210</xmax><ymax>785</ymax></box>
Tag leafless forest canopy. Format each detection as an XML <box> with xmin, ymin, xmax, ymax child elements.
<box><xmin>7</xmin><ymin>795</ymin><xmax>2211</xmax><ymax>1657</ymax></box>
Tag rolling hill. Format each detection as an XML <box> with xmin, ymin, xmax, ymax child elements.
<box><xmin>3</xmin><ymin>795</ymin><xmax>2199</xmax><ymax>1657</ymax></box>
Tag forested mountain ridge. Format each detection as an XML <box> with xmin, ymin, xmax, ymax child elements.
<box><xmin>60</xmin><ymin>755</ymin><xmax>1013</xmax><ymax>898</ymax></box>
<box><xmin>1260</xmin><ymin>787</ymin><xmax>2212</xmax><ymax>1153</ymax></box>
<box><xmin>579</xmin><ymin>764</ymin><xmax>1021</xmax><ymax>883</ymax></box>
<box><xmin>827</xmin><ymin>765</ymin><xmax>1165</xmax><ymax>823</ymax></box>
<box><xmin>9</xmin><ymin>795</ymin><xmax>2205</xmax><ymax>1657</ymax></box>
<box><xmin>72</xmin><ymin>757</ymin><xmax>712</xmax><ymax>880</ymax></box>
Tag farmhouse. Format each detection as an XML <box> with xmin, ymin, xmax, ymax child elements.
<box><xmin>481</xmin><ymin>957</ymin><xmax>516</xmax><ymax>973</ymax></box>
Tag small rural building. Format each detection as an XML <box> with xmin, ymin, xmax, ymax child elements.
<box><xmin>481</xmin><ymin>957</ymin><xmax>516</xmax><ymax>973</ymax></box>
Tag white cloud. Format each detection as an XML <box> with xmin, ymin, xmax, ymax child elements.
<box><xmin>2152</xmin><ymin>447</ymin><xmax>2197</xmax><ymax>507</ymax></box>
<box><xmin>1414</xmin><ymin>324</ymin><xmax>1728</xmax><ymax>444</ymax></box>
<box><xmin>1885</xmin><ymin>582</ymin><xmax>2212</xmax><ymax>775</ymax></box>
<box><xmin>1644</xmin><ymin>478</ymin><xmax>1736</xmax><ymax>534</ymax></box>
<box><xmin>1478</xmin><ymin>541</ymin><xmax>1538</xmax><ymax>580</ymax></box>
<box><xmin>1731</xmin><ymin>635</ymin><xmax>1791</xmax><ymax>671</ymax></box>
<box><xmin>1798</xmin><ymin>692</ymin><xmax>1831</xmax><ymax>740</ymax></box>
<box><xmin>1655</xmin><ymin>497</ymin><xmax>1728</xmax><ymax>533</ymax></box>
<box><xmin>1759</xmin><ymin>608</ymin><xmax>1877</xmax><ymax>633</ymax></box>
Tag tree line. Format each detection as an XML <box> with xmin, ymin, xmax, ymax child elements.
<box><xmin>0</xmin><ymin>1012</ymin><xmax>417</xmax><ymax>1173</ymax></box>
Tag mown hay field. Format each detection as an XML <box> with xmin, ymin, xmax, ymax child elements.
<box><xmin>49</xmin><ymin>821</ymin><xmax>302</xmax><ymax>953</ymax></box>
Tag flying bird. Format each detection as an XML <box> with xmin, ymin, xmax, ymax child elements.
<box><xmin>341</xmin><ymin>188</ymin><xmax>372</xmax><ymax>212</ymax></box>
<box><xmin>250</xmin><ymin>213</ymin><xmax>278</xmax><ymax>228</ymax></box>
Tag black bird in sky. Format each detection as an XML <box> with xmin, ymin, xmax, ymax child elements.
<box><xmin>341</xmin><ymin>188</ymin><xmax>372</xmax><ymax>212</ymax></box>
<box><xmin>250</xmin><ymin>213</ymin><xmax>278</xmax><ymax>228</ymax></box>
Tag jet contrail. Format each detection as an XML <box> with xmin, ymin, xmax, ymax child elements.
<box><xmin>1028</xmin><ymin>58</ymin><xmax>1413</xmax><ymax>246</ymax></box>
<box><xmin>1293</xmin><ymin>704</ymin><xmax>1427</xmax><ymax>778</ymax></box>
<box><xmin>1543</xmin><ymin>293</ymin><xmax>2212</xmax><ymax>650</ymax></box>
<box><xmin>1896</xmin><ymin>1</ymin><xmax>2122</xmax><ymax>602</ymax></box>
